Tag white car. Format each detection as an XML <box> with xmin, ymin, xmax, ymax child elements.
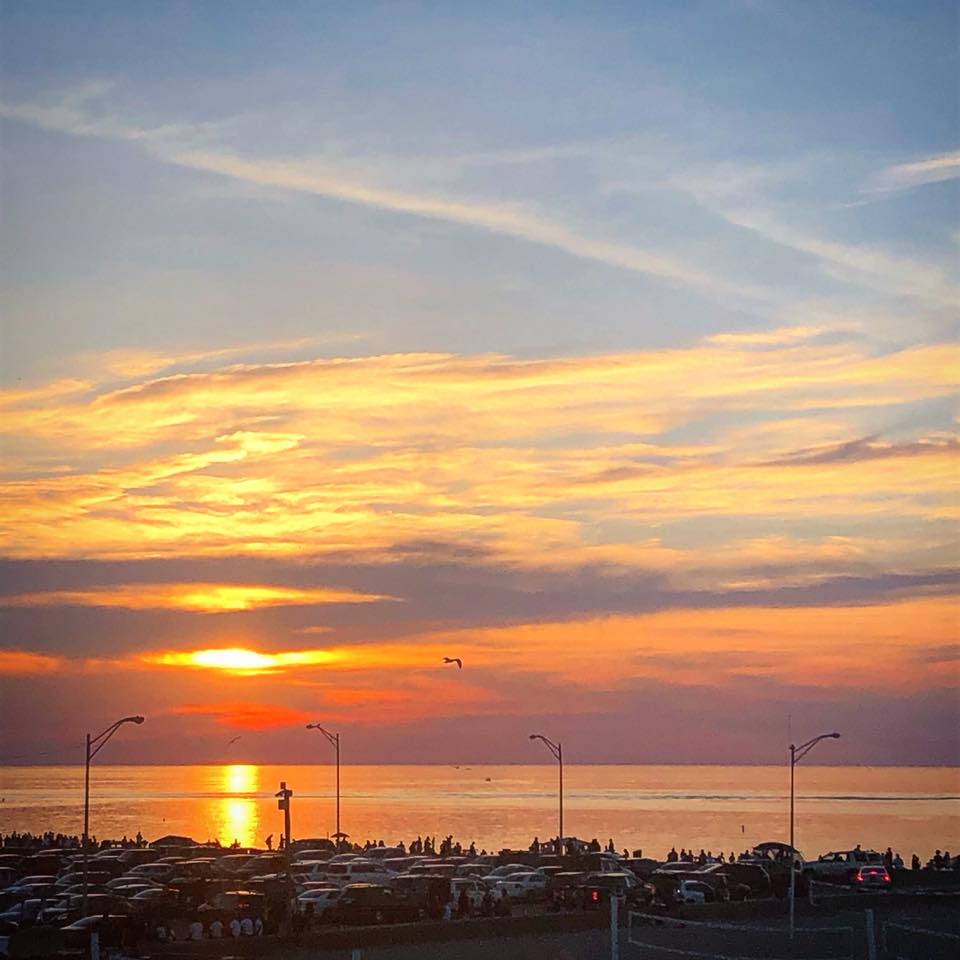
<box><xmin>810</xmin><ymin>850</ymin><xmax>883</xmax><ymax>882</ymax></box>
<box><xmin>294</xmin><ymin>887</ymin><xmax>342</xmax><ymax>916</ymax></box>
<box><xmin>450</xmin><ymin>878</ymin><xmax>486</xmax><ymax>908</ymax></box>
<box><xmin>674</xmin><ymin>880</ymin><xmax>712</xmax><ymax>904</ymax></box>
<box><xmin>480</xmin><ymin>863</ymin><xmax>533</xmax><ymax>887</ymax></box>
<box><xmin>315</xmin><ymin>860</ymin><xmax>391</xmax><ymax>888</ymax></box>
<box><xmin>495</xmin><ymin>872</ymin><xmax>548</xmax><ymax>900</ymax></box>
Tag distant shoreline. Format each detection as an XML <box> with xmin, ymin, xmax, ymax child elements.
<box><xmin>2</xmin><ymin>761</ymin><xmax>958</xmax><ymax>768</ymax></box>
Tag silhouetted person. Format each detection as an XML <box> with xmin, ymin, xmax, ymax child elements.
<box><xmin>265</xmin><ymin>834</ymin><xmax>273</xmax><ymax>851</ymax></box>
<box><xmin>480</xmin><ymin>890</ymin><xmax>494</xmax><ymax>918</ymax></box>
<box><xmin>911</xmin><ymin>853</ymin><xmax>921</xmax><ymax>871</ymax></box>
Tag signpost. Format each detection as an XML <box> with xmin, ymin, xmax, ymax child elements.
<box><xmin>275</xmin><ymin>781</ymin><xmax>293</xmax><ymax>849</ymax></box>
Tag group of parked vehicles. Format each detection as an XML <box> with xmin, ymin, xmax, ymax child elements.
<box><xmin>0</xmin><ymin>838</ymin><xmax>925</xmax><ymax>955</ymax></box>
<box><xmin>286</xmin><ymin>842</ymin><xmax>653</xmax><ymax>923</ymax></box>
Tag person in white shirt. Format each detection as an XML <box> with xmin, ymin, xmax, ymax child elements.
<box><xmin>188</xmin><ymin>920</ymin><xmax>203</xmax><ymax>941</ymax></box>
<box><xmin>253</xmin><ymin>916</ymin><xmax>263</xmax><ymax>935</ymax></box>
<box><xmin>209</xmin><ymin>919</ymin><xmax>223</xmax><ymax>938</ymax></box>
<box><xmin>229</xmin><ymin>917</ymin><xmax>241</xmax><ymax>938</ymax></box>
<box><xmin>240</xmin><ymin>916</ymin><xmax>254</xmax><ymax>936</ymax></box>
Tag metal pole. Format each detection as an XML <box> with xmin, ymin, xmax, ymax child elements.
<box><xmin>789</xmin><ymin>743</ymin><xmax>796</xmax><ymax>939</ymax></box>
<box><xmin>558</xmin><ymin>742</ymin><xmax>564</xmax><ymax>849</ymax></box>
<box><xmin>82</xmin><ymin>733</ymin><xmax>91</xmax><ymax>917</ymax></box>
<box><xmin>865</xmin><ymin>908</ymin><xmax>877</xmax><ymax>960</ymax></box>
<box><xmin>610</xmin><ymin>891</ymin><xmax>619</xmax><ymax>960</ymax></box>
<box><xmin>335</xmin><ymin>734</ymin><xmax>341</xmax><ymax>845</ymax></box>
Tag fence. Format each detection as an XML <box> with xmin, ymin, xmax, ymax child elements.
<box><xmin>880</xmin><ymin>920</ymin><xmax>959</xmax><ymax>960</ymax></box>
<box><xmin>626</xmin><ymin>911</ymin><xmax>855</xmax><ymax>960</ymax></box>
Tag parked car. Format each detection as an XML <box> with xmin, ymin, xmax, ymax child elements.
<box><xmin>59</xmin><ymin>914</ymin><xmax>131</xmax><ymax>950</ymax></box>
<box><xmin>807</xmin><ymin>850</ymin><xmax>884</xmax><ymax>887</ymax></box>
<box><xmin>314</xmin><ymin>861</ymin><xmax>392</xmax><ymax>887</ymax></box>
<box><xmin>126</xmin><ymin>863</ymin><xmax>178</xmax><ymax>884</ymax></box>
<box><xmin>449</xmin><ymin>878</ymin><xmax>485</xmax><ymax>909</ymax></box>
<box><xmin>206</xmin><ymin>889</ymin><xmax>266</xmax><ymax>916</ymax></box>
<box><xmin>495</xmin><ymin>871</ymin><xmax>548</xmax><ymax>901</ymax></box>
<box><xmin>0</xmin><ymin>898</ymin><xmax>46</xmax><ymax>927</ymax></box>
<box><xmin>713</xmin><ymin>861</ymin><xmax>772</xmax><ymax>899</ymax></box>
<box><xmin>480</xmin><ymin>864</ymin><xmax>531</xmax><ymax>887</ymax></box>
<box><xmin>584</xmin><ymin>871</ymin><xmax>653</xmax><ymax>905</ymax></box>
<box><xmin>294</xmin><ymin>887</ymin><xmax>342</xmax><ymax>917</ymax></box>
<box><xmin>675</xmin><ymin>880</ymin><xmax>718</xmax><ymax>904</ymax></box>
<box><xmin>327</xmin><ymin>883</ymin><xmax>419</xmax><ymax>925</ymax></box>
<box><xmin>851</xmin><ymin>865</ymin><xmax>891</xmax><ymax>890</ymax></box>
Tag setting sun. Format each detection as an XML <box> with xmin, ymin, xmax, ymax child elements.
<box><xmin>147</xmin><ymin>647</ymin><xmax>343</xmax><ymax>674</ymax></box>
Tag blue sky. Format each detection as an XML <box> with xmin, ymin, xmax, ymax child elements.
<box><xmin>0</xmin><ymin>2</ymin><xmax>957</xmax><ymax>765</ymax></box>
<box><xmin>2</xmin><ymin>0</ymin><xmax>957</xmax><ymax>375</ymax></box>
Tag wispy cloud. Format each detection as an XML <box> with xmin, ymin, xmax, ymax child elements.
<box><xmin>0</xmin><ymin>334</ymin><xmax>955</xmax><ymax>566</ymax></box>
<box><xmin>870</xmin><ymin>151</ymin><xmax>960</xmax><ymax>192</ymax></box>
<box><xmin>764</xmin><ymin>435</ymin><xmax>959</xmax><ymax>467</ymax></box>
<box><xmin>0</xmin><ymin>583</ymin><xmax>397</xmax><ymax>613</ymax></box>
<box><xmin>0</xmin><ymin>88</ymin><xmax>765</xmax><ymax>304</ymax></box>
<box><xmin>718</xmin><ymin>207</ymin><xmax>960</xmax><ymax>309</ymax></box>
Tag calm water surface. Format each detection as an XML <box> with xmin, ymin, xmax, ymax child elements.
<box><xmin>1</xmin><ymin>765</ymin><xmax>957</xmax><ymax>860</ymax></box>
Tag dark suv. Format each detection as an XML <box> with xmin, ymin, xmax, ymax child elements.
<box><xmin>328</xmin><ymin>883</ymin><xmax>419</xmax><ymax>925</ymax></box>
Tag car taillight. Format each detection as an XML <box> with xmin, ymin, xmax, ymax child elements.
<box><xmin>854</xmin><ymin>873</ymin><xmax>863</xmax><ymax>882</ymax></box>
<box><xmin>591</xmin><ymin>890</ymin><xmax>599</xmax><ymax>902</ymax></box>
<box><xmin>882</xmin><ymin>872</ymin><xmax>890</xmax><ymax>882</ymax></box>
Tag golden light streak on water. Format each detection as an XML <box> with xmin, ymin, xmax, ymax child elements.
<box><xmin>216</xmin><ymin>764</ymin><xmax>260</xmax><ymax>847</ymax></box>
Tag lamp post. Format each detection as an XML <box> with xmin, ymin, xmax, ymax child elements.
<box><xmin>789</xmin><ymin>731</ymin><xmax>839</xmax><ymax>938</ymax></box>
<box><xmin>83</xmin><ymin>715</ymin><xmax>145</xmax><ymax>916</ymax></box>
<box><xmin>306</xmin><ymin>723</ymin><xmax>340</xmax><ymax>847</ymax></box>
<box><xmin>529</xmin><ymin>734</ymin><xmax>563</xmax><ymax>852</ymax></box>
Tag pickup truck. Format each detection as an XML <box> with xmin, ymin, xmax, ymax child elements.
<box><xmin>807</xmin><ymin>849</ymin><xmax>884</xmax><ymax>883</ymax></box>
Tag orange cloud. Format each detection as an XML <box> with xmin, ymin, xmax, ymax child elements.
<box><xmin>0</xmin><ymin>650</ymin><xmax>63</xmax><ymax>674</ymax></box>
<box><xmin>0</xmin><ymin>336</ymin><xmax>955</xmax><ymax>609</ymax></box>
<box><xmin>128</xmin><ymin>596</ymin><xmax>958</xmax><ymax>702</ymax></box>
<box><xmin>172</xmin><ymin>702</ymin><xmax>314</xmax><ymax>729</ymax></box>
<box><xmin>1</xmin><ymin>582</ymin><xmax>396</xmax><ymax>613</ymax></box>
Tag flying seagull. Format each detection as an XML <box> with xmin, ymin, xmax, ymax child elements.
<box><xmin>227</xmin><ymin>735</ymin><xmax>242</xmax><ymax>746</ymax></box>
<box><xmin>442</xmin><ymin>657</ymin><xmax>463</xmax><ymax>669</ymax></box>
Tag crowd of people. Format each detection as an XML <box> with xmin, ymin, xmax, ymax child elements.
<box><xmin>659</xmin><ymin>842</ymin><xmax>959</xmax><ymax>871</ymax></box>
<box><xmin>1</xmin><ymin>830</ymin><xmax>147</xmax><ymax>850</ymax></box>
<box><xmin>154</xmin><ymin>913</ymin><xmax>264</xmax><ymax>942</ymax></box>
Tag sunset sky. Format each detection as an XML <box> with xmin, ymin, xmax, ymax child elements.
<box><xmin>1</xmin><ymin>1</ymin><xmax>957</xmax><ymax>766</ymax></box>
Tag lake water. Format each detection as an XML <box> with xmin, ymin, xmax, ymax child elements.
<box><xmin>1</xmin><ymin>765</ymin><xmax>957</xmax><ymax>861</ymax></box>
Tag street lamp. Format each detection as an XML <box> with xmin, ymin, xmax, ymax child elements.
<box><xmin>83</xmin><ymin>715</ymin><xmax>145</xmax><ymax>915</ymax></box>
<box><xmin>306</xmin><ymin>723</ymin><xmax>341</xmax><ymax>847</ymax></box>
<box><xmin>529</xmin><ymin>734</ymin><xmax>563</xmax><ymax>852</ymax></box>
<box><xmin>789</xmin><ymin>731</ymin><xmax>839</xmax><ymax>937</ymax></box>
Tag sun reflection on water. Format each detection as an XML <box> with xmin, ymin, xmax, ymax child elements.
<box><xmin>216</xmin><ymin>764</ymin><xmax>260</xmax><ymax>847</ymax></box>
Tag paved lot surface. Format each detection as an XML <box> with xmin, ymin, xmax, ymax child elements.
<box><xmin>157</xmin><ymin>895</ymin><xmax>960</xmax><ymax>960</ymax></box>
